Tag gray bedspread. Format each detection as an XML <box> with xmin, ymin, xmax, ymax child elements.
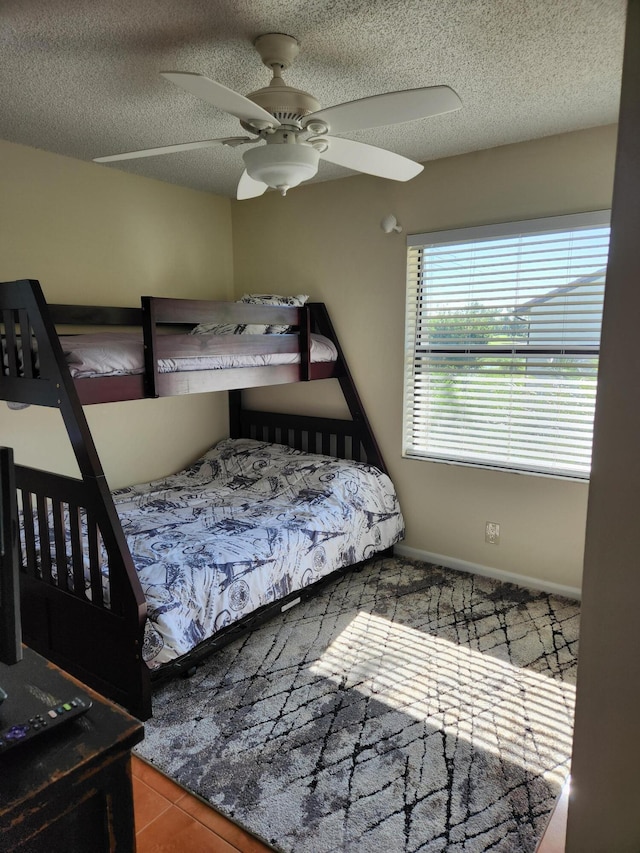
<box><xmin>111</xmin><ymin>438</ymin><xmax>405</xmax><ymax>667</ymax></box>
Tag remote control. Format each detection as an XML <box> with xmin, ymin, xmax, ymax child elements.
<box><xmin>0</xmin><ymin>696</ymin><xmax>92</xmax><ymax>754</ymax></box>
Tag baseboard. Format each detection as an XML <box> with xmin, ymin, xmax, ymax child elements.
<box><xmin>393</xmin><ymin>544</ymin><xmax>582</xmax><ymax>601</ymax></box>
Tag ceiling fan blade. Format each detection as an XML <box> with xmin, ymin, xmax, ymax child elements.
<box><xmin>237</xmin><ymin>170</ymin><xmax>269</xmax><ymax>200</ymax></box>
<box><xmin>161</xmin><ymin>71</ymin><xmax>281</xmax><ymax>129</ymax></box>
<box><xmin>319</xmin><ymin>136</ymin><xmax>423</xmax><ymax>182</ymax></box>
<box><xmin>304</xmin><ymin>85</ymin><xmax>461</xmax><ymax>135</ymax></box>
<box><xmin>93</xmin><ymin>137</ymin><xmax>252</xmax><ymax>163</ymax></box>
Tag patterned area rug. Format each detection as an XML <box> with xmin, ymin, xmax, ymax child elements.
<box><xmin>135</xmin><ymin>556</ymin><xmax>579</xmax><ymax>852</ymax></box>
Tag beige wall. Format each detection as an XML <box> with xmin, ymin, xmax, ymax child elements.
<box><xmin>0</xmin><ymin>139</ymin><xmax>233</xmax><ymax>487</ymax></box>
<box><xmin>0</xmin><ymin>128</ymin><xmax>617</xmax><ymax>588</ymax></box>
<box><xmin>232</xmin><ymin>125</ymin><xmax>618</xmax><ymax>593</ymax></box>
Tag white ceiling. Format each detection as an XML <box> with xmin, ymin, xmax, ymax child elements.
<box><xmin>0</xmin><ymin>0</ymin><xmax>627</xmax><ymax>198</ymax></box>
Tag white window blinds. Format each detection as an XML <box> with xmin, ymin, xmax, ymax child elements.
<box><xmin>403</xmin><ymin>211</ymin><xmax>611</xmax><ymax>478</ymax></box>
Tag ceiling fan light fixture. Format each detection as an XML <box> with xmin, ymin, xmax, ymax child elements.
<box><xmin>243</xmin><ymin>143</ymin><xmax>320</xmax><ymax>195</ymax></box>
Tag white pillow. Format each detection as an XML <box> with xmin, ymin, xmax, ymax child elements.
<box><xmin>190</xmin><ymin>294</ymin><xmax>309</xmax><ymax>336</ymax></box>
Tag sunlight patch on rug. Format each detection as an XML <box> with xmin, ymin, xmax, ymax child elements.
<box><xmin>310</xmin><ymin>610</ymin><xmax>574</xmax><ymax>786</ymax></box>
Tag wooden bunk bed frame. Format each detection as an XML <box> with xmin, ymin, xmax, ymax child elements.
<box><xmin>0</xmin><ymin>279</ymin><xmax>390</xmax><ymax>720</ymax></box>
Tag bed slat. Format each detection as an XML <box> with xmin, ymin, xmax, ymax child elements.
<box><xmin>20</xmin><ymin>491</ymin><xmax>38</xmax><ymax>578</ymax></box>
<box><xmin>18</xmin><ymin>310</ymin><xmax>34</xmax><ymax>378</ymax></box>
<box><xmin>87</xmin><ymin>516</ymin><xmax>105</xmax><ymax>609</ymax></box>
<box><xmin>321</xmin><ymin>432</ymin><xmax>331</xmax><ymax>457</ymax></box>
<box><xmin>69</xmin><ymin>504</ymin><xmax>86</xmax><ymax>596</ymax></box>
<box><xmin>35</xmin><ymin>494</ymin><xmax>53</xmax><ymax>585</ymax></box>
<box><xmin>51</xmin><ymin>501</ymin><xmax>68</xmax><ymax>592</ymax></box>
<box><xmin>3</xmin><ymin>309</ymin><xmax>19</xmax><ymax>377</ymax></box>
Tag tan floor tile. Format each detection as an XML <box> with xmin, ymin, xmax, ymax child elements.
<box><xmin>133</xmin><ymin>755</ymin><xmax>191</xmax><ymax>804</ymax></box>
<box><xmin>177</xmin><ymin>793</ymin><xmax>272</xmax><ymax>852</ymax></box>
<box><xmin>136</xmin><ymin>804</ymin><xmax>240</xmax><ymax>852</ymax></box>
<box><xmin>133</xmin><ymin>776</ymin><xmax>172</xmax><ymax>834</ymax></box>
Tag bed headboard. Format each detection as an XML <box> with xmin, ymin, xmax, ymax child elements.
<box><xmin>228</xmin><ymin>390</ymin><xmax>388</xmax><ymax>474</ymax></box>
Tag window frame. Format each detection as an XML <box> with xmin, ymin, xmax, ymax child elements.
<box><xmin>403</xmin><ymin>210</ymin><xmax>611</xmax><ymax>480</ymax></box>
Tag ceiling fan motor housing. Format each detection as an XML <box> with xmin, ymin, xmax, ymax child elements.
<box><xmin>243</xmin><ymin>84</ymin><xmax>321</xmax><ymax>129</ymax></box>
<box><xmin>242</xmin><ymin>32</ymin><xmax>321</xmax><ymax>129</ymax></box>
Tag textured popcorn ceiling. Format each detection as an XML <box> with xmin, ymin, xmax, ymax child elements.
<box><xmin>0</xmin><ymin>0</ymin><xmax>626</xmax><ymax>198</ymax></box>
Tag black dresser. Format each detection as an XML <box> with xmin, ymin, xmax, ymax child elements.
<box><xmin>0</xmin><ymin>646</ymin><xmax>144</xmax><ymax>852</ymax></box>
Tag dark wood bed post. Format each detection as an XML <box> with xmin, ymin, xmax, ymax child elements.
<box><xmin>299</xmin><ymin>305</ymin><xmax>311</xmax><ymax>381</ymax></box>
<box><xmin>141</xmin><ymin>296</ymin><xmax>160</xmax><ymax>398</ymax></box>
<box><xmin>0</xmin><ymin>447</ymin><xmax>22</xmax><ymax>666</ymax></box>
<box><xmin>1</xmin><ymin>280</ymin><xmax>151</xmax><ymax>719</ymax></box>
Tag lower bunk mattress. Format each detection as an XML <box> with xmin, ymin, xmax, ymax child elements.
<box><xmin>111</xmin><ymin>438</ymin><xmax>405</xmax><ymax>668</ymax></box>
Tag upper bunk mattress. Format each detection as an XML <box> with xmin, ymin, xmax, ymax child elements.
<box><xmin>1</xmin><ymin>331</ymin><xmax>337</xmax><ymax>379</ymax></box>
<box><xmin>59</xmin><ymin>331</ymin><xmax>337</xmax><ymax>378</ymax></box>
<box><xmin>111</xmin><ymin>438</ymin><xmax>405</xmax><ymax>668</ymax></box>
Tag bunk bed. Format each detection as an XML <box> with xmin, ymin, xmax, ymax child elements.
<box><xmin>0</xmin><ymin>279</ymin><xmax>404</xmax><ymax>720</ymax></box>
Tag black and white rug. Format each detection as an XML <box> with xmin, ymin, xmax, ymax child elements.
<box><xmin>135</xmin><ymin>556</ymin><xmax>579</xmax><ymax>852</ymax></box>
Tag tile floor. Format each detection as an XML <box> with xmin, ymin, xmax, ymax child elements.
<box><xmin>132</xmin><ymin>755</ymin><xmax>273</xmax><ymax>852</ymax></box>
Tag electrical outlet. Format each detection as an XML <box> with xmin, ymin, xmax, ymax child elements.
<box><xmin>485</xmin><ymin>521</ymin><xmax>500</xmax><ymax>545</ymax></box>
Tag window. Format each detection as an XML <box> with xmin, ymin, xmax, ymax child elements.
<box><xmin>403</xmin><ymin>211</ymin><xmax>611</xmax><ymax>479</ymax></box>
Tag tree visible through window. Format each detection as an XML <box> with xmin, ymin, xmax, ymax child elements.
<box><xmin>403</xmin><ymin>212</ymin><xmax>611</xmax><ymax>478</ymax></box>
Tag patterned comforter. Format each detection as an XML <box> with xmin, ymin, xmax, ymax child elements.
<box><xmin>112</xmin><ymin>438</ymin><xmax>405</xmax><ymax>668</ymax></box>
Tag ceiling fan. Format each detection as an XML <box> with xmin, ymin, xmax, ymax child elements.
<box><xmin>94</xmin><ymin>33</ymin><xmax>462</xmax><ymax>199</ymax></box>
